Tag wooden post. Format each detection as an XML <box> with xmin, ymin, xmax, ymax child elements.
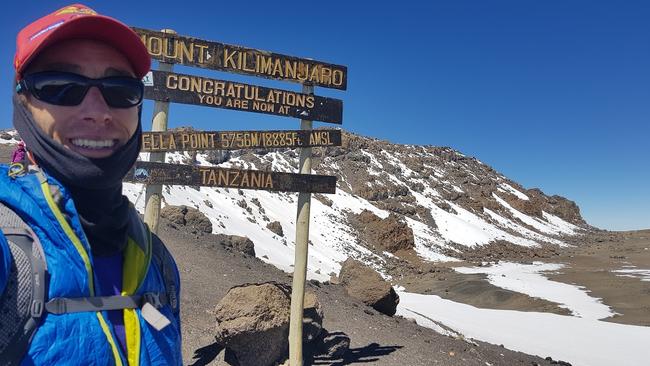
<box><xmin>144</xmin><ymin>29</ymin><xmax>176</xmax><ymax>234</ymax></box>
<box><xmin>288</xmin><ymin>84</ymin><xmax>314</xmax><ymax>366</ymax></box>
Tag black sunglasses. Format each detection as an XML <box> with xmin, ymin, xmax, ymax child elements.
<box><xmin>17</xmin><ymin>71</ymin><xmax>144</xmax><ymax>108</ymax></box>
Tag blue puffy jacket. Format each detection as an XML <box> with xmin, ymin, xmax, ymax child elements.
<box><xmin>0</xmin><ymin>164</ymin><xmax>182</xmax><ymax>365</ymax></box>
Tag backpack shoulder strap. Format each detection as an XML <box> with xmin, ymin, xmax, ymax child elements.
<box><xmin>39</xmin><ymin>218</ymin><xmax>179</xmax><ymax>318</ymax></box>
<box><xmin>150</xmin><ymin>232</ymin><xmax>179</xmax><ymax>313</ymax></box>
<box><xmin>0</xmin><ymin>201</ymin><xmax>47</xmax><ymax>366</ymax></box>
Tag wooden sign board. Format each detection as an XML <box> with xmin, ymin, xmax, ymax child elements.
<box><xmin>144</xmin><ymin>70</ymin><xmax>343</xmax><ymax>124</ymax></box>
<box><xmin>142</xmin><ymin>129</ymin><xmax>341</xmax><ymax>152</ymax></box>
<box><xmin>125</xmin><ymin>162</ymin><xmax>336</xmax><ymax>194</ymax></box>
<box><xmin>133</xmin><ymin>27</ymin><xmax>347</xmax><ymax>90</ymax></box>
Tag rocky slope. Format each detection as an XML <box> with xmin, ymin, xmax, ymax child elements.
<box><xmin>0</xmin><ymin>128</ymin><xmax>591</xmax><ymax>280</ymax></box>
<box><xmin>131</xmin><ymin>128</ymin><xmax>589</xmax><ymax>279</ymax></box>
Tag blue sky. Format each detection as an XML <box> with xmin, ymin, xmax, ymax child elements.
<box><xmin>1</xmin><ymin>1</ymin><xmax>648</xmax><ymax>230</ymax></box>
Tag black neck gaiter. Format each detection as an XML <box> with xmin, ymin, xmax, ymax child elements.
<box><xmin>12</xmin><ymin>94</ymin><xmax>142</xmax><ymax>257</ymax></box>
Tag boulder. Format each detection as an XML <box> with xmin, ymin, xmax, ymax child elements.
<box><xmin>266</xmin><ymin>221</ymin><xmax>284</xmax><ymax>237</ymax></box>
<box><xmin>353</xmin><ymin>210</ymin><xmax>415</xmax><ymax>253</ymax></box>
<box><xmin>160</xmin><ymin>205</ymin><xmax>212</xmax><ymax>234</ymax></box>
<box><xmin>214</xmin><ymin>234</ymin><xmax>256</xmax><ymax>257</ymax></box>
<box><xmin>214</xmin><ymin>283</ymin><xmax>291</xmax><ymax>366</ymax></box>
<box><xmin>338</xmin><ymin>258</ymin><xmax>400</xmax><ymax>316</ymax></box>
<box><xmin>213</xmin><ymin>283</ymin><xmax>324</xmax><ymax>366</ymax></box>
<box><xmin>160</xmin><ymin>205</ymin><xmax>185</xmax><ymax>226</ymax></box>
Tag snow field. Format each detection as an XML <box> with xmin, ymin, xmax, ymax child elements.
<box><xmin>396</xmin><ymin>291</ymin><xmax>650</xmax><ymax>366</ymax></box>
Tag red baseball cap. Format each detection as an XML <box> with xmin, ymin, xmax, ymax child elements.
<box><xmin>14</xmin><ymin>4</ymin><xmax>150</xmax><ymax>79</ymax></box>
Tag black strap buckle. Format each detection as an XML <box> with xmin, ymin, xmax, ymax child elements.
<box><xmin>143</xmin><ymin>292</ymin><xmax>162</xmax><ymax>308</ymax></box>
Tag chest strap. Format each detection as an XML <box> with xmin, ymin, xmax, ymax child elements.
<box><xmin>45</xmin><ymin>292</ymin><xmax>167</xmax><ymax>315</ymax></box>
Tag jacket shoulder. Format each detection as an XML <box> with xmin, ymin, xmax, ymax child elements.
<box><xmin>0</xmin><ymin>231</ymin><xmax>9</xmax><ymax>296</ymax></box>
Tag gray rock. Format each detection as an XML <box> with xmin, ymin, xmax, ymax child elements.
<box><xmin>266</xmin><ymin>221</ymin><xmax>284</xmax><ymax>237</ymax></box>
<box><xmin>214</xmin><ymin>282</ymin><xmax>291</xmax><ymax>366</ymax></box>
<box><xmin>339</xmin><ymin>258</ymin><xmax>399</xmax><ymax>316</ymax></box>
<box><xmin>214</xmin><ymin>234</ymin><xmax>256</xmax><ymax>257</ymax></box>
<box><xmin>213</xmin><ymin>283</ymin><xmax>325</xmax><ymax>366</ymax></box>
<box><xmin>161</xmin><ymin>205</ymin><xmax>212</xmax><ymax>234</ymax></box>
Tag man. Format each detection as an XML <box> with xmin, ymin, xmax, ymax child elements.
<box><xmin>0</xmin><ymin>4</ymin><xmax>181</xmax><ymax>365</ymax></box>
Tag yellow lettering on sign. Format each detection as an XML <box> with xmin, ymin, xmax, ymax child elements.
<box><xmin>214</xmin><ymin>81</ymin><xmax>225</xmax><ymax>96</ymax></box>
<box><xmin>142</xmin><ymin>134</ymin><xmax>152</xmax><ymax>150</ymax></box>
<box><xmin>295</xmin><ymin>94</ymin><xmax>306</xmax><ymax>108</ymax></box>
<box><xmin>168</xmin><ymin>134</ymin><xmax>177</xmax><ymax>150</ymax></box>
<box><xmin>190</xmin><ymin>77</ymin><xmax>201</xmax><ymax>93</ymax></box>
<box><xmin>309</xmin><ymin>132</ymin><xmax>321</xmax><ymax>146</ymax></box>
<box><xmin>147</xmin><ymin>36</ymin><xmax>162</xmax><ymax>56</ymax></box>
<box><xmin>272</xmin><ymin>59</ymin><xmax>283</xmax><ymax>77</ymax></box>
<box><xmin>332</xmin><ymin>70</ymin><xmax>344</xmax><ymax>86</ymax></box>
<box><xmin>284</xmin><ymin>60</ymin><xmax>297</xmax><ymax>79</ymax></box>
<box><xmin>251</xmin><ymin>172</ymin><xmax>261</xmax><ymax>187</ymax></box>
<box><xmin>224</xmin><ymin>49</ymin><xmax>237</xmax><ymax>68</ymax></box>
<box><xmin>203</xmin><ymin>79</ymin><xmax>214</xmax><ymax>94</ymax></box>
<box><xmin>180</xmin><ymin>41</ymin><xmax>194</xmax><ymax>63</ymax></box>
<box><xmin>297</xmin><ymin>64</ymin><xmax>309</xmax><ymax>82</ymax></box>
<box><xmin>195</xmin><ymin>44</ymin><xmax>207</xmax><ymax>63</ymax></box>
<box><xmin>265</xmin><ymin>174</ymin><xmax>273</xmax><ymax>189</ymax></box>
<box><xmin>161</xmin><ymin>38</ymin><xmax>178</xmax><ymax>59</ymax></box>
<box><xmin>230</xmin><ymin>171</ymin><xmax>240</xmax><ymax>186</ymax></box>
<box><xmin>320</xmin><ymin>67</ymin><xmax>332</xmax><ymax>85</ymax></box>
<box><xmin>241</xmin><ymin>52</ymin><xmax>255</xmax><ymax>72</ymax></box>
<box><xmin>310</xmin><ymin>66</ymin><xmax>320</xmax><ymax>84</ymax></box>
<box><xmin>258</xmin><ymin>55</ymin><xmax>273</xmax><ymax>75</ymax></box>
<box><xmin>240</xmin><ymin>172</ymin><xmax>250</xmax><ymax>187</ymax></box>
<box><xmin>218</xmin><ymin>170</ymin><xmax>228</xmax><ymax>186</ymax></box>
<box><xmin>200</xmin><ymin>168</ymin><xmax>214</xmax><ymax>185</ymax></box>
<box><xmin>253</xmin><ymin>101</ymin><xmax>275</xmax><ymax>113</ymax></box>
<box><xmin>178</xmin><ymin>76</ymin><xmax>190</xmax><ymax>90</ymax></box>
<box><xmin>181</xmin><ymin>134</ymin><xmax>190</xmax><ymax>149</ymax></box>
<box><xmin>225</xmin><ymin>84</ymin><xmax>236</xmax><ymax>98</ymax></box>
<box><xmin>166</xmin><ymin>74</ymin><xmax>178</xmax><ymax>89</ymax></box>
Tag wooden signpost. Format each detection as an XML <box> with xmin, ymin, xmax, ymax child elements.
<box><xmin>134</xmin><ymin>27</ymin><xmax>346</xmax><ymax>366</ymax></box>
<box><xmin>133</xmin><ymin>27</ymin><xmax>348</xmax><ymax>90</ymax></box>
<box><xmin>144</xmin><ymin>70</ymin><xmax>343</xmax><ymax>123</ymax></box>
<box><xmin>141</xmin><ymin>129</ymin><xmax>341</xmax><ymax>152</ymax></box>
<box><xmin>125</xmin><ymin>161</ymin><xmax>336</xmax><ymax>194</ymax></box>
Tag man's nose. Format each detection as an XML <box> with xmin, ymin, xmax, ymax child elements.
<box><xmin>79</xmin><ymin>86</ymin><xmax>112</xmax><ymax>122</ymax></box>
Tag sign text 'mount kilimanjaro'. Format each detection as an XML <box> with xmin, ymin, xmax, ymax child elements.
<box><xmin>144</xmin><ymin>70</ymin><xmax>343</xmax><ymax>124</ymax></box>
<box><xmin>141</xmin><ymin>129</ymin><xmax>342</xmax><ymax>152</ymax></box>
<box><xmin>125</xmin><ymin>162</ymin><xmax>337</xmax><ymax>194</ymax></box>
<box><xmin>133</xmin><ymin>27</ymin><xmax>347</xmax><ymax>90</ymax></box>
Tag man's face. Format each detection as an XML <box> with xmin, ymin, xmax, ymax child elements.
<box><xmin>22</xmin><ymin>39</ymin><xmax>139</xmax><ymax>159</ymax></box>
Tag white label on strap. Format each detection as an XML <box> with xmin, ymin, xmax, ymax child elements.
<box><xmin>141</xmin><ymin>302</ymin><xmax>171</xmax><ymax>331</ymax></box>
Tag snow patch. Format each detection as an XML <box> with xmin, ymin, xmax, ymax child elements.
<box><xmin>612</xmin><ymin>268</ymin><xmax>650</xmax><ymax>282</ymax></box>
<box><xmin>397</xmin><ymin>291</ymin><xmax>650</xmax><ymax>366</ymax></box>
<box><xmin>499</xmin><ymin>183</ymin><xmax>529</xmax><ymax>200</ymax></box>
<box><xmin>454</xmin><ymin>262</ymin><xmax>615</xmax><ymax>319</ymax></box>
